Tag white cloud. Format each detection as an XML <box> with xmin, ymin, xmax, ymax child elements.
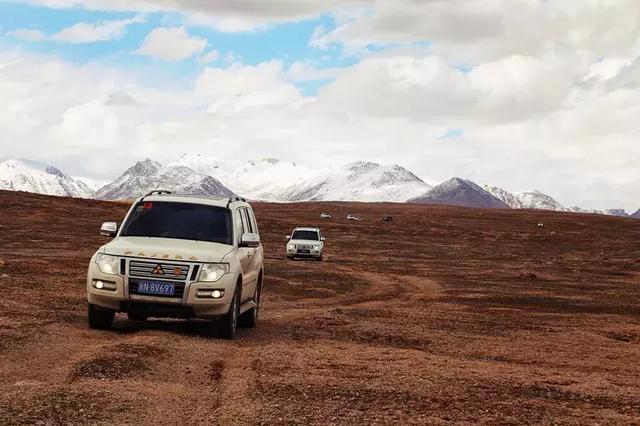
<box><xmin>18</xmin><ymin>0</ymin><xmax>364</xmax><ymax>32</ymax></box>
<box><xmin>7</xmin><ymin>29</ymin><xmax>47</xmax><ymax>42</ymax></box>
<box><xmin>196</xmin><ymin>49</ymin><xmax>219</xmax><ymax>64</ymax></box>
<box><xmin>195</xmin><ymin>61</ymin><xmax>305</xmax><ymax>111</ymax></box>
<box><xmin>313</xmin><ymin>0</ymin><xmax>640</xmax><ymax>64</ymax></box>
<box><xmin>286</xmin><ymin>61</ymin><xmax>341</xmax><ymax>82</ymax></box>
<box><xmin>135</xmin><ymin>27</ymin><xmax>208</xmax><ymax>61</ymax></box>
<box><xmin>51</xmin><ymin>15</ymin><xmax>145</xmax><ymax>43</ymax></box>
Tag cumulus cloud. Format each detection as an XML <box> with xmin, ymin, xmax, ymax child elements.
<box><xmin>19</xmin><ymin>0</ymin><xmax>364</xmax><ymax>32</ymax></box>
<box><xmin>51</xmin><ymin>15</ymin><xmax>145</xmax><ymax>43</ymax></box>
<box><xmin>196</xmin><ymin>49</ymin><xmax>219</xmax><ymax>64</ymax></box>
<box><xmin>195</xmin><ymin>61</ymin><xmax>305</xmax><ymax>111</ymax></box>
<box><xmin>8</xmin><ymin>16</ymin><xmax>144</xmax><ymax>44</ymax></box>
<box><xmin>6</xmin><ymin>29</ymin><xmax>47</xmax><ymax>42</ymax></box>
<box><xmin>286</xmin><ymin>61</ymin><xmax>342</xmax><ymax>82</ymax></box>
<box><xmin>135</xmin><ymin>27</ymin><xmax>208</xmax><ymax>60</ymax></box>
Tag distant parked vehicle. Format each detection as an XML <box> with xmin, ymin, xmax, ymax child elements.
<box><xmin>320</xmin><ymin>213</ymin><xmax>332</xmax><ymax>219</ymax></box>
<box><xmin>347</xmin><ymin>214</ymin><xmax>363</xmax><ymax>221</ymax></box>
<box><xmin>382</xmin><ymin>216</ymin><xmax>394</xmax><ymax>222</ymax></box>
<box><xmin>537</xmin><ymin>221</ymin><xmax>544</xmax><ymax>228</ymax></box>
<box><xmin>286</xmin><ymin>227</ymin><xmax>325</xmax><ymax>261</ymax></box>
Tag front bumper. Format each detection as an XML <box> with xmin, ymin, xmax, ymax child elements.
<box><xmin>287</xmin><ymin>246</ymin><xmax>322</xmax><ymax>258</ymax></box>
<box><xmin>86</xmin><ymin>259</ymin><xmax>236</xmax><ymax>318</ymax></box>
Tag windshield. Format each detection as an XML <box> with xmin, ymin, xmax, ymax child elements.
<box><xmin>292</xmin><ymin>230</ymin><xmax>319</xmax><ymax>241</ymax></box>
<box><xmin>120</xmin><ymin>201</ymin><xmax>233</xmax><ymax>245</ymax></box>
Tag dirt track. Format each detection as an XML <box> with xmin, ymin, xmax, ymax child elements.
<box><xmin>1</xmin><ymin>190</ymin><xmax>640</xmax><ymax>424</ymax></box>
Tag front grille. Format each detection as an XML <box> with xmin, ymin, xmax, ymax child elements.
<box><xmin>129</xmin><ymin>261</ymin><xmax>191</xmax><ymax>281</ymax></box>
<box><xmin>297</xmin><ymin>244</ymin><xmax>311</xmax><ymax>253</ymax></box>
<box><xmin>129</xmin><ymin>279</ymin><xmax>186</xmax><ymax>299</ymax></box>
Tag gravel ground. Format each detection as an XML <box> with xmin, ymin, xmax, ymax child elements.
<box><xmin>0</xmin><ymin>190</ymin><xmax>639</xmax><ymax>425</ymax></box>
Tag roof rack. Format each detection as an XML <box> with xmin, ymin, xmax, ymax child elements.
<box><xmin>144</xmin><ymin>190</ymin><xmax>173</xmax><ymax>197</ymax></box>
<box><xmin>226</xmin><ymin>195</ymin><xmax>247</xmax><ymax>207</ymax></box>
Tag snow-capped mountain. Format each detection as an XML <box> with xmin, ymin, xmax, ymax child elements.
<box><xmin>485</xmin><ymin>186</ymin><xmax>569</xmax><ymax>212</ymax></box>
<box><xmin>95</xmin><ymin>159</ymin><xmax>235</xmax><ymax>201</ymax></box>
<box><xmin>483</xmin><ymin>186</ymin><xmax>524</xmax><ymax>209</ymax></box>
<box><xmin>631</xmin><ymin>209</ymin><xmax>640</xmax><ymax>219</ymax></box>
<box><xmin>280</xmin><ymin>161</ymin><xmax>431</xmax><ymax>202</ymax></box>
<box><xmin>410</xmin><ymin>178</ymin><xmax>510</xmax><ymax>209</ymax></box>
<box><xmin>0</xmin><ymin>159</ymin><xmax>92</xmax><ymax>198</ymax></box>
<box><xmin>170</xmin><ymin>153</ymin><xmax>321</xmax><ymax>200</ymax></box>
<box><xmin>517</xmin><ymin>191</ymin><xmax>570</xmax><ymax>211</ymax></box>
<box><xmin>604</xmin><ymin>209</ymin><xmax>629</xmax><ymax>217</ymax></box>
<box><xmin>171</xmin><ymin>153</ymin><xmax>430</xmax><ymax>202</ymax></box>
<box><xmin>75</xmin><ymin>176</ymin><xmax>109</xmax><ymax>192</ymax></box>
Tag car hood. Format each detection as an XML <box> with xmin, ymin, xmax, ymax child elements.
<box><xmin>289</xmin><ymin>239</ymin><xmax>322</xmax><ymax>245</ymax></box>
<box><xmin>101</xmin><ymin>237</ymin><xmax>234</xmax><ymax>263</ymax></box>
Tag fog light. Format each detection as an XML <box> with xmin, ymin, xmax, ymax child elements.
<box><xmin>93</xmin><ymin>280</ymin><xmax>116</xmax><ymax>291</ymax></box>
<box><xmin>196</xmin><ymin>289</ymin><xmax>224</xmax><ymax>299</ymax></box>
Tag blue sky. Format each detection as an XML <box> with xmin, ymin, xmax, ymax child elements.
<box><xmin>0</xmin><ymin>2</ymin><xmax>355</xmax><ymax>95</ymax></box>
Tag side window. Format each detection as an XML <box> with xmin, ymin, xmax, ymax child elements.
<box><xmin>234</xmin><ymin>209</ymin><xmax>243</xmax><ymax>244</ymax></box>
<box><xmin>248</xmin><ymin>208</ymin><xmax>259</xmax><ymax>235</ymax></box>
<box><xmin>240</xmin><ymin>208</ymin><xmax>251</xmax><ymax>234</ymax></box>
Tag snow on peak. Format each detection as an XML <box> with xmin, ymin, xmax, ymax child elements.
<box><xmin>411</xmin><ymin>178</ymin><xmax>509</xmax><ymax>209</ymax></box>
<box><xmin>0</xmin><ymin>159</ymin><xmax>92</xmax><ymax>198</ymax></box>
<box><xmin>95</xmin><ymin>159</ymin><xmax>235</xmax><ymax>201</ymax></box>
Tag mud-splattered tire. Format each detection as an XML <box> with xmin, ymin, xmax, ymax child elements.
<box><xmin>88</xmin><ymin>304</ymin><xmax>114</xmax><ymax>330</ymax></box>
<box><xmin>217</xmin><ymin>285</ymin><xmax>240</xmax><ymax>339</ymax></box>
<box><xmin>239</xmin><ymin>276</ymin><xmax>262</xmax><ymax>328</ymax></box>
<box><xmin>127</xmin><ymin>312</ymin><xmax>147</xmax><ymax>321</ymax></box>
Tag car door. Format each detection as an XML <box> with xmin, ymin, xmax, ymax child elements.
<box><xmin>238</xmin><ymin>208</ymin><xmax>258</xmax><ymax>302</ymax></box>
<box><xmin>247</xmin><ymin>207</ymin><xmax>263</xmax><ymax>278</ymax></box>
<box><xmin>234</xmin><ymin>208</ymin><xmax>252</xmax><ymax>302</ymax></box>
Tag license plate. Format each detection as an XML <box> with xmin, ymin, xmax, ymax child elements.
<box><xmin>136</xmin><ymin>280</ymin><xmax>175</xmax><ymax>296</ymax></box>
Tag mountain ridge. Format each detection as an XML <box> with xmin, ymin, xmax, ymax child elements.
<box><xmin>1</xmin><ymin>156</ymin><xmax>636</xmax><ymax>217</ymax></box>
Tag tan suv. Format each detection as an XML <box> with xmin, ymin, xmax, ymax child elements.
<box><xmin>86</xmin><ymin>191</ymin><xmax>264</xmax><ymax>339</ymax></box>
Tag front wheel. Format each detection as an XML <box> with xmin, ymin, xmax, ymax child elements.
<box><xmin>217</xmin><ymin>285</ymin><xmax>239</xmax><ymax>339</ymax></box>
<box><xmin>239</xmin><ymin>279</ymin><xmax>261</xmax><ymax>328</ymax></box>
<box><xmin>88</xmin><ymin>304</ymin><xmax>115</xmax><ymax>330</ymax></box>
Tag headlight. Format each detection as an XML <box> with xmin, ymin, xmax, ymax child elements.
<box><xmin>96</xmin><ymin>254</ymin><xmax>119</xmax><ymax>275</ymax></box>
<box><xmin>287</xmin><ymin>243</ymin><xmax>296</xmax><ymax>249</ymax></box>
<box><xmin>313</xmin><ymin>244</ymin><xmax>321</xmax><ymax>250</ymax></box>
<box><xmin>199</xmin><ymin>263</ymin><xmax>229</xmax><ymax>282</ymax></box>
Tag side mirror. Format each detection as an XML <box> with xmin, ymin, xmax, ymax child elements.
<box><xmin>240</xmin><ymin>233</ymin><xmax>261</xmax><ymax>248</ymax></box>
<box><xmin>285</xmin><ymin>236</ymin><xmax>291</xmax><ymax>240</ymax></box>
<box><xmin>321</xmin><ymin>237</ymin><xmax>326</xmax><ymax>241</ymax></box>
<box><xmin>100</xmin><ymin>222</ymin><xmax>118</xmax><ymax>237</ymax></box>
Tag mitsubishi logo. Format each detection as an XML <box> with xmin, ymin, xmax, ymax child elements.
<box><xmin>152</xmin><ymin>264</ymin><xmax>165</xmax><ymax>275</ymax></box>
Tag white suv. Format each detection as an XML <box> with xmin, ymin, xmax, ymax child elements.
<box><xmin>286</xmin><ymin>227</ymin><xmax>325</xmax><ymax>261</ymax></box>
<box><xmin>86</xmin><ymin>191</ymin><xmax>264</xmax><ymax>339</ymax></box>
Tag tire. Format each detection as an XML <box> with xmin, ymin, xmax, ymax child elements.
<box><xmin>127</xmin><ymin>312</ymin><xmax>147</xmax><ymax>321</ymax></box>
<box><xmin>87</xmin><ymin>303</ymin><xmax>115</xmax><ymax>330</ymax></box>
<box><xmin>287</xmin><ymin>255</ymin><xmax>295</xmax><ymax>260</ymax></box>
<box><xmin>317</xmin><ymin>256</ymin><xmax>323</xmax><ymax>262</ymax></box>
<box><xmin>239</xmin><ymin>276</ymin><xmax>262</xmax><ymax>328</ymax></box>
<box><xmin>217</xmin><ymin>284</ymin><xmax>240</xmax><ymax>339</ymax></box>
